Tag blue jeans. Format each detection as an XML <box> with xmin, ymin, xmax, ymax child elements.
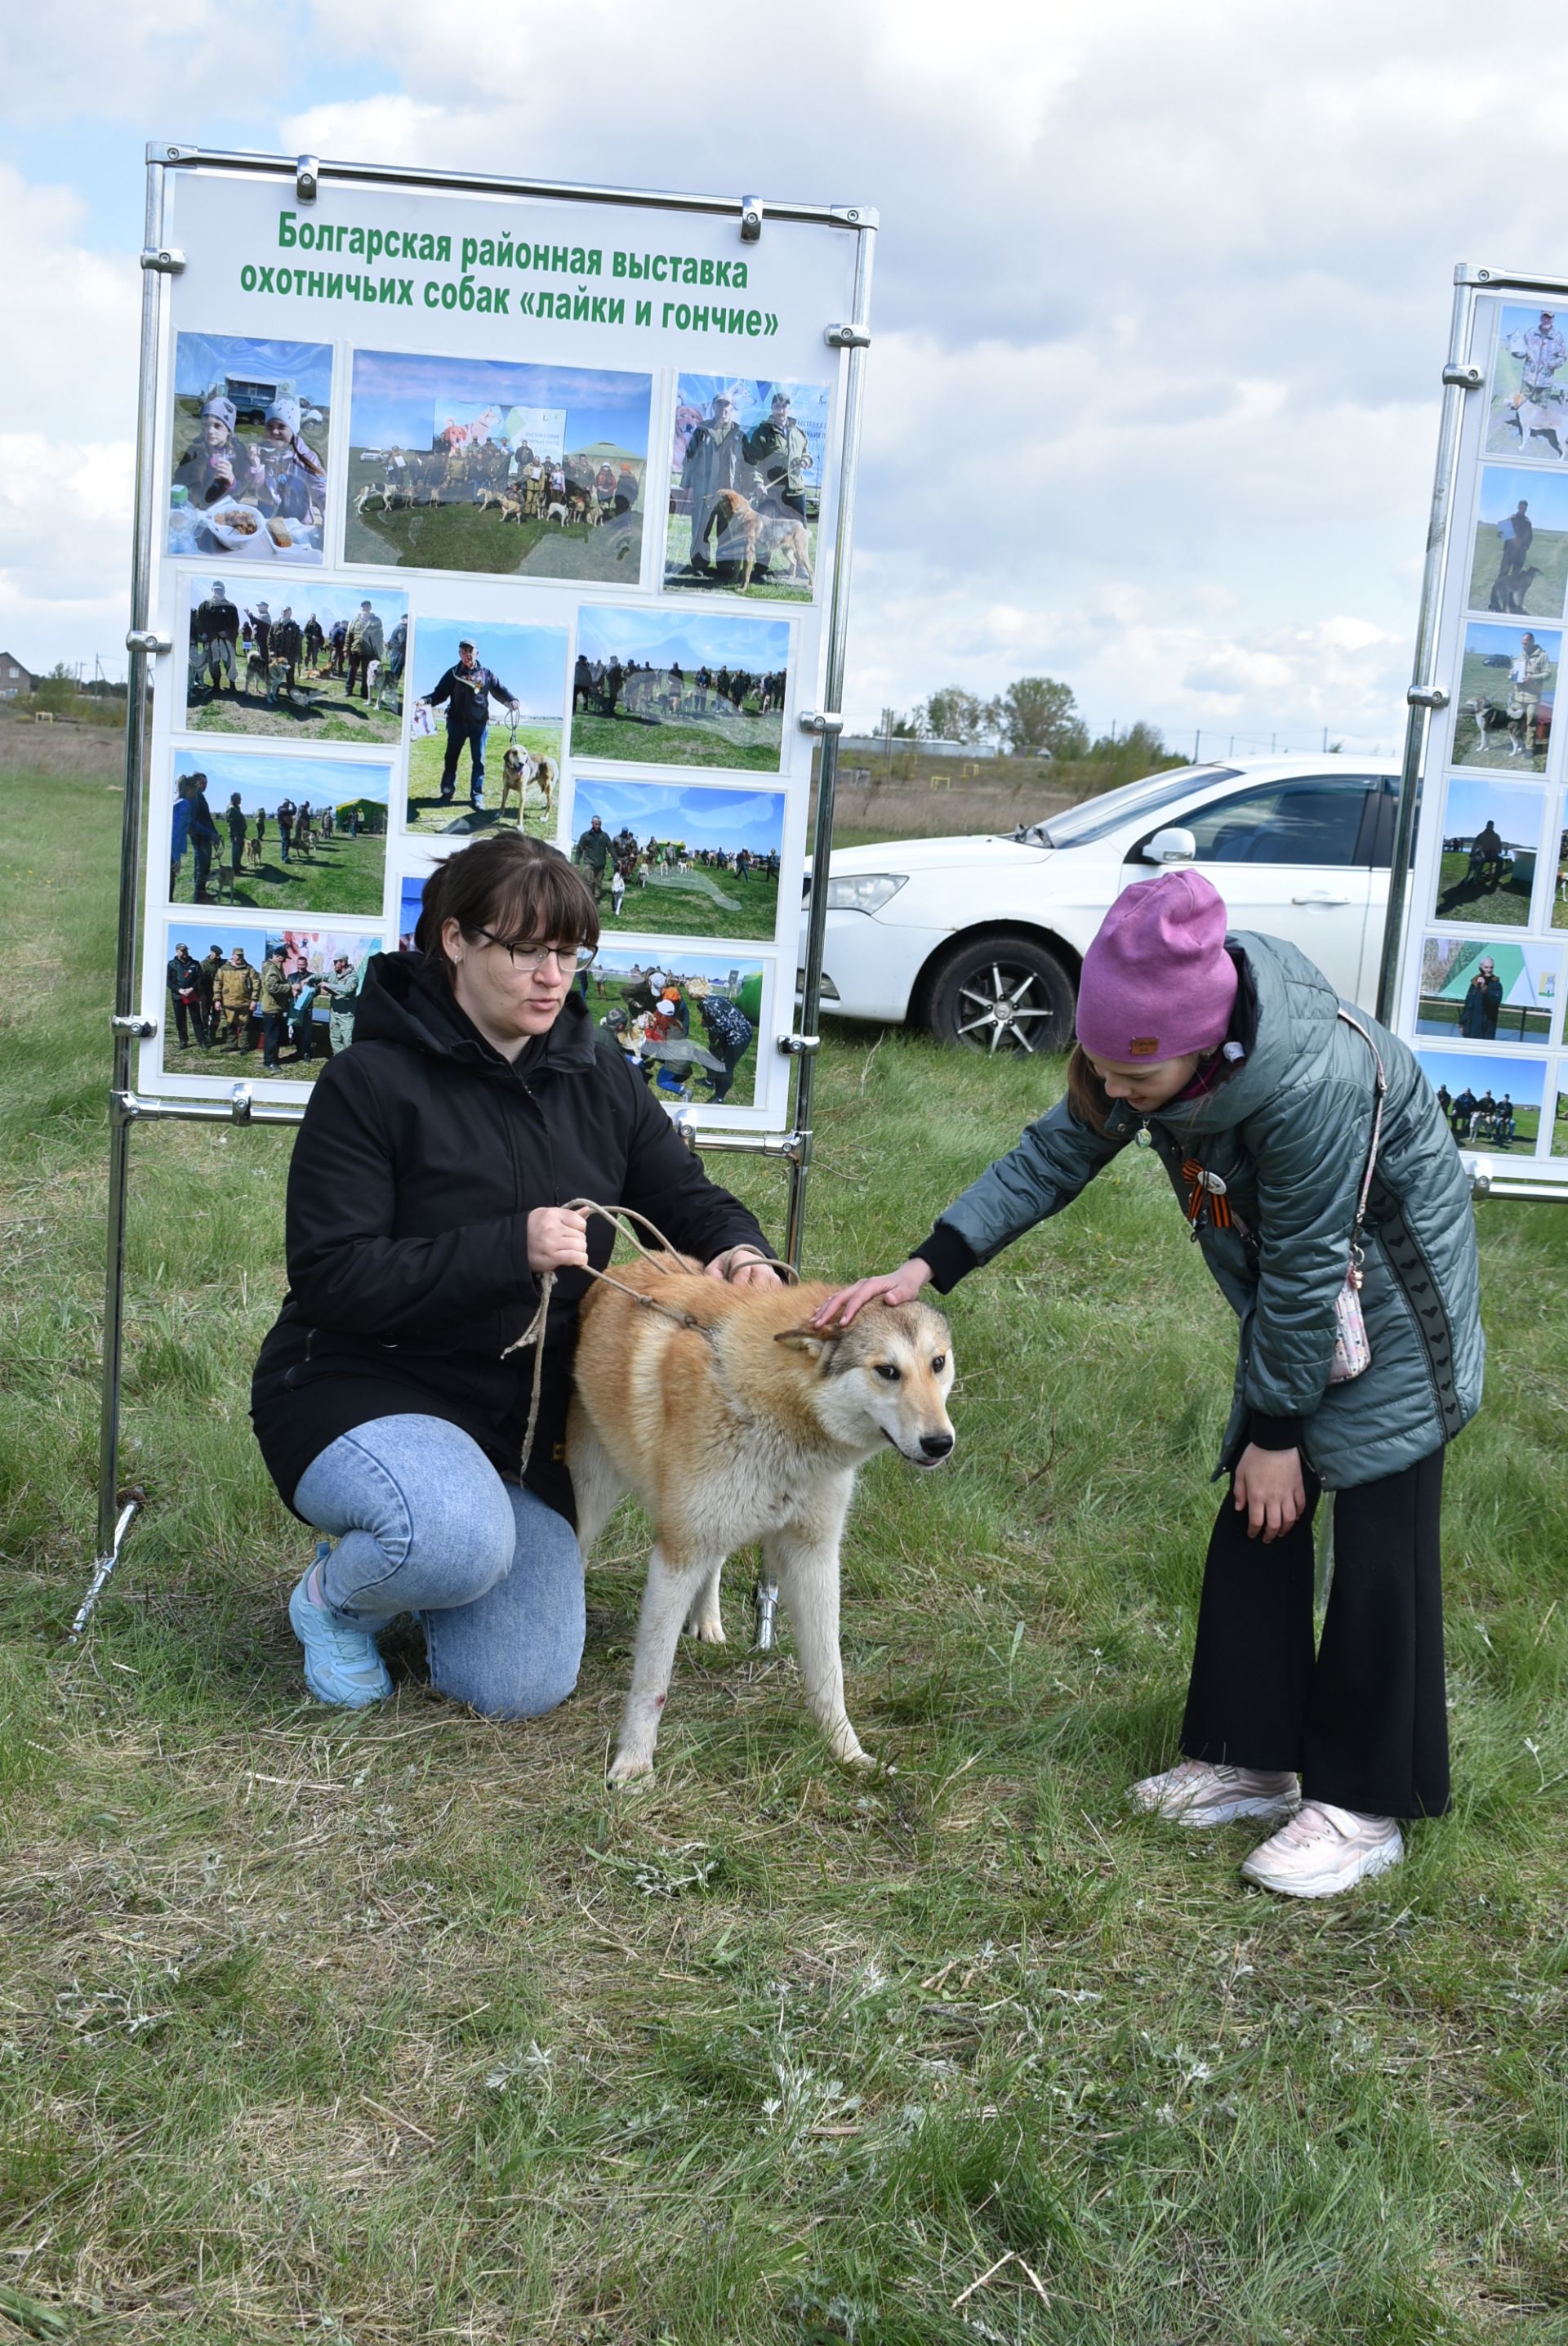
<box><xmin>292</xmin><ymin>1414</ymin><xmax>585</xmax><ymax>1719</ymax></box>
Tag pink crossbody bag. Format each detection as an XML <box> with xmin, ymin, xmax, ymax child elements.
<box><xmin>1326</xmin><ymin>1011</ymin><xmax>1388</xmax><ymax>1385</ymax></box>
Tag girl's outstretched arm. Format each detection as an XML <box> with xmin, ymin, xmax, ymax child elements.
<box><xmin>812</xmin><ymin>1258</ymin><xmax>933</xmax><ymax>1330</ymax></box>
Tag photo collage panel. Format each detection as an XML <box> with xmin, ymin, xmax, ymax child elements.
<box><xmin>149</xmin><ymin>325</ymin><xmax>827</xmax><ymax>1114</ymax></box>
<box><xmin>1396</xmin><ymin>298</ymin><xmax>1568</xmax><ymax>1162</ymax></box>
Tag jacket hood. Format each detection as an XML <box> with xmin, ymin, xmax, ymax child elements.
<box><xmin>353</xmin><ymin>950</ymin><xmax>599</xmax><ymax>1074</ymax></box>
<box><xmin>1106</xmin><ymin>932</ymin><xmax>1342</xmax><ymax>1140</ymax></box>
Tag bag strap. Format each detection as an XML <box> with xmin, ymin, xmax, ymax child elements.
<box><xmin>1336</xmin><ymin>1009</ymin><xmax>1388</xmax><ymax>1252</ymax></box>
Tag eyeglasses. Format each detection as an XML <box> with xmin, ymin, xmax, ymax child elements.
<box><xmin>475</xmin><ymin>930</ymin><xmax>595</xmax><ymax>974</ymax></box>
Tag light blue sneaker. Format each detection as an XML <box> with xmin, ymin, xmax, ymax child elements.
<box><xmin>288</xmin><ymin>1543</ymin><xmax>394</xmax><ymax>1709</ymax></box>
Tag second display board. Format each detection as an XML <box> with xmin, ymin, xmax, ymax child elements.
<box><xmin>1392</xmin><ymin>285</ymin><xmax>1568</xmax><ymax>1182</ymax></box>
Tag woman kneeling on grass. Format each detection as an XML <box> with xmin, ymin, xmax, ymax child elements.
<box><xmin>252</xmin><ymin>832</ymin><xmax>780</xmax><ymax>1717</ymax></box>
<box><xmin>818</xmin><ymin>872</ymin><xmax>1483</xmax><ymax>1901</ymax></box>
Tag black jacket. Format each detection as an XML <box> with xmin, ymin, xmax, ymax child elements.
<box><xmin>428</xmin><ymin>663</ymin><xmax>514</xmax><ymax>727</ymax></box>
<box><xmin>251</xmin><ymin>953</ymin><xmax>770</xmax><ymax>1523</ymax></box>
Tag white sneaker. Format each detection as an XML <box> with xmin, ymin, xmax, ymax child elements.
<box><xmin>1128</xmin><ymin>1757</ymin><xmax>1300</xmax><ymax>1827</ymax></box>
<box><xmin>1241</xmin><ymin>1801</ymin><xmax>1404</xmax><ymax>1898</ymax></box>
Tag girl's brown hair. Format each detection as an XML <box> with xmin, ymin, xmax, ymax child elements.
<box><xmin>1065</xmin><ymin>1045</ymin><xmax>1113</xmax><ymax>1134</ymax></box>
<box><xmin>413</xmin><ymin>832</ymin><xmax>599</xmax><ymax>987</ymax></box>
<box><xmin>1066</xmin><ymin>1038</ymin><xmax>1243</xmax><ymax>1134</ymax></box>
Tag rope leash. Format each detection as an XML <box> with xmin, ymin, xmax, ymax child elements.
<box><xmin>503</xmin><ymin>1198</ymin><xmax>795</xmax><ymax>1473</ymax></box>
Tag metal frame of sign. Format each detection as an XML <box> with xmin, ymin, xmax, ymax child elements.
<box><xmin>1381</xmin><ymin>262</ymin><xmax>1568</xmax><ymax>1206</ymax></box>
<box><xmin>80</xmin><ymin>145</ymin><xmax>875</xmax><ymax>1635</ymax></box>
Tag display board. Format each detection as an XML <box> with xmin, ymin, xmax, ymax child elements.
<box><xmin>134</xmin><ymin>158</ymin><xmax>870</xmax><ymax>1133</ymax></box>
<box><xmin>1389</xmin><ymin>271</ymin><xmax>1568</xmax><ymax>1193</ymax></box>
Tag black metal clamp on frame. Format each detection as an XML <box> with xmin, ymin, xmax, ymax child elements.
<box><xmin>81</xmin><ymin>148</ymin><xmax>877</xmax><ymax>1647</ymax></box>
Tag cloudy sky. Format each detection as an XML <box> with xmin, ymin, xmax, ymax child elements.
<box><xmin>6</xmin><ymin>0</ymin><xmax>1568</xmax><ymax>753</ymax></box>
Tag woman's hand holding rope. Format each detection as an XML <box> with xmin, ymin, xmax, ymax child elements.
<box><xmin>705</xmin><ymin>1245</ymin><xmax>784</xmax><ymax>1289</ymax></box>
<box><xmin>508</xmin><ymin>1202</ymin><xmax>786</xmax><ymax>1471</ymax></box>
<box><xmin>527</xmin><ymin>1206</ymin><xmax>590</xmax><ymax>1274</ymax></box>
<box><xmin>528</xmin><ymin>1213</ymin><xmax>782</xmax><ymax>1287</ymax></box>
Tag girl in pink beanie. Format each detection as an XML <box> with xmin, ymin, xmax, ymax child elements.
<box><xmin>815</xmin><ymin>871</ymin><xmax>1483</xmax><ymax>1903</ymax></box>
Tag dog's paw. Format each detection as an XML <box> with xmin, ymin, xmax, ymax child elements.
<box><xmin>684</xmin><ymin>1613</ymin><xmax>726</xmax><ymax>1644</ymax></box>
<box><xmin>608</xmin><ymin>1749</ymin><xmax>654</xmax><ymax>1786</ymax></box>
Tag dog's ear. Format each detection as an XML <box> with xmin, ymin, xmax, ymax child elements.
<box><xmin>774</xmin><ymin>1326</ymin><xmax>839</xmax><ymax>1359</ymax></box>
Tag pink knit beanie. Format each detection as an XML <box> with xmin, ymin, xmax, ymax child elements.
<box><xmin>1076</xmin><ymin>871</ymin><xmax>1237</xmax><ymax>1062</ymax></box>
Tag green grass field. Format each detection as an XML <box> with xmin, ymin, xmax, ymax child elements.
<box><xmin>344</xmin><ymin>466</ymin><xmax>644</xmax><ymax>581</ymax></box>
<box><xmin>185</xmin><ymin>662</ymin><xmax>402</xmax><ymax>748</ymax></box>
<box><xmin>1435</xmin><ymin>849</ymin><xmax>1537</xmax><ymax>925</ymax></box>
<box><xmin>168</xmin><ymin>831</ymin><xmax>385</xmax><ymax>918</ymax></box>
<box><xmin>571</xmin><ymin>706</ymin><xmax>783</xmax><ymax>773</ymax></box>
<box><xmin>1415</xmin><ymin>997</ymin><xmax>1550</xmax><ymax>1041</ymax></box>
<box><xmin>5</xmin><ymin>763</ymin><xmax>1568</xmax><ymax>2342</ymax></box>
<box><xmin>406</xmin><ymin>722</ymin><xmax>561</xmax><ymax>836</ymax></box>
<box><xmin>585</xmin><ymin>970</ymin><xmax>760</xmax><ymax>1107</ymax></box>
<box><xmin>1468</xmin><ymin>523</ymin><xmax>1568</xmax><ymax>620</ymax></box>
<box><xmin>665</xmin><ymin>510</ymin><xmax>819</xmax><ymax>603</ymax></box>
<box><xmin>595</xmin><ymin>861</ymin><xmax>781</xmax><ymax>941</ymax></box>
<box><xmin>1451</xmin><ymin>649</ymin><xmax>1554</xmax><ymax>772</ymax></box>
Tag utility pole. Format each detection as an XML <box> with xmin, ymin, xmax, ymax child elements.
<box><xmin>1193</xmin><ymin>727</ymin><xmax>1200</xmax><ymax>763</ymax></box>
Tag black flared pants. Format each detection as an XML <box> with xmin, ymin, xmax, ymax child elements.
<box><xmin>1180</xmin><ymin>1448</ymin><xmax>1449</xmax><ymax>1819</ymax></box>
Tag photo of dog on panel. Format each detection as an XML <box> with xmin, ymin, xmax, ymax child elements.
<box><xmin>403</xmin><ymin>615</ymin><xmax>566</xmax><ymax>836</ymax></box>
<box><xmin>185</xmin><ymin>580</ymin><xmax>408</xmax><ymax>747</ymax></box>
<box><xmin>665</xmin><ymin>377</ymin><xmax>829</xmax><ymax>601</ymax></box>
<box><xmin>1487</xmin><ymin>304</ymin><xmax>1568</xmax><ymax>461</ymax></box>
<box><xmin>342</xmin><ymin>349</ymin><xmax>651</xmax><ymax>582</ymax></box>
<box><xmin>1468</xmin><ymin>466</ymin><xmax>1568</xmax><ymax>621</ymax></box>
<box><xmin>568</xmin><ymin>1264</ymin><xmax>956</xmax><ymax>1783</ymax></box>
<box><xmin>1451</xmin><ymin>620</ymin><xmax>1560</xmax><ymax>774</ymax></box>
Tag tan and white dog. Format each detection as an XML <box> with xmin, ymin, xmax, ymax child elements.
<box><xmin>500</xmin><ymin>747</ymin><xmax>555</xmax><ymax>826</ymax></box>
<box><xmin>568</xmin><ymin>1260</ymin><xmax>956</xmax><ymax>1782</ymax></box>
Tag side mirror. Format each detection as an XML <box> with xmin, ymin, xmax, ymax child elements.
<box><xmin>1146</xmin><ymin>826</ymin><xmax>1196</xmax><ymax>865</ymax></box>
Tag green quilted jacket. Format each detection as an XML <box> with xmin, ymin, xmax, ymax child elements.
<box><xmin>929</xmin><ymin>932</ymin><xmax>1483</xmax><ymax>1490</ymax></box>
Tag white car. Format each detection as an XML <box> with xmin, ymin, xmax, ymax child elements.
<box><xmin>804</xmin><ymin>756</ymin><xmax>1402</xmax><ymax>1052</ymax></box>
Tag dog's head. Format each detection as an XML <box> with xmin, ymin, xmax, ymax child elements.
<box><xmin>777</xmin><ymin>1297</ymin><xmax>956</xmax><ymax>1468</ymax></box>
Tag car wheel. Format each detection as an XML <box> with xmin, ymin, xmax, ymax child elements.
<box><xmin>926</xmin><ymin>935</ymin><xmax>1076</xmax><ymax>1055</ymax></box>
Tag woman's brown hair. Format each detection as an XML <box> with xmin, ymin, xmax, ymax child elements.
<box><xmin>413</xmin><ymin>832</ymin><xmax>600</xmax><ymax>986</ymax></box>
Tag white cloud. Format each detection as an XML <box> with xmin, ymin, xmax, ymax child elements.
<box><xmin>16</xmin><ymin>0</ymin><xmax>1568</xmax><ymax>739</ymax></box>
<box><xmin>0</xmin><ymin>168</ymin><xmax>139</xmax><ymax>667</ymax></box>
<box><xmin>0</xmin><ymin>434</ymin><xmax>137</xmax><ymax>665</ymax></box>
<box><xmin>0</xmin><ymin>0</ymin><xmax>257</xmax><ymax>120</ymax></box>
<box><xmin>274</xmin><ymin>0</ymin><xmax>1535</xmax><ymax>742</ymax></box>
<box><xmin>0</xmin><ymin>167</ymin><xmax>138</xmax><ymax>438</ymax></box>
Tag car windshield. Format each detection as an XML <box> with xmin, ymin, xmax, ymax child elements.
<box><xmin>1034</xmin><ymin>764</ymin><xmax>1241</xmax><ymax>850</ymax></box>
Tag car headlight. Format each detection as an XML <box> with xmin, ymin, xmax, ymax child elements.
<box><xmin>824</xmin><ymin>873</ymin><xmax>907</xmax><ymax>913</ymax></box>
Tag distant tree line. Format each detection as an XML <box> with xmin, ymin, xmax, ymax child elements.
<box><xmin>875</xmin><ymin>677</ymin><xmax>1183</xmax><ymax>787</ymax></box>
<box><xmin>5</xmin><ymin>662</ymin><xmax>128</xmax><ymax>729</ymax></box>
